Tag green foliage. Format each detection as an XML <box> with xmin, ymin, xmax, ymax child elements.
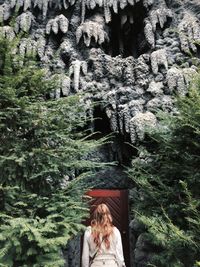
<box><xmin>129</xmin><ymin>75</ymin><xmax>200</xmax><ymax>266</ymax></box>
<box><xmin>0</xmin><ymin>37</ymin><xmax>105</xmax><ymax>266</ymax></box>
<box><xmin>0</xmin><ymin>185</ymin><xmax>87</xmax><ymax>267</ymax></box>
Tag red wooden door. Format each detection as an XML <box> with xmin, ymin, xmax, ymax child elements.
<box><xmin>83</xmin><ymin>189</ymin><xmax>130</xmax><ymax>267</ymax></box>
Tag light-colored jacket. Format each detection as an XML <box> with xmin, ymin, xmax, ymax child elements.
<box><xmin>82</xmin><ymin>226</ymin><xmax>125</xmax><ymax>267</ymax></box>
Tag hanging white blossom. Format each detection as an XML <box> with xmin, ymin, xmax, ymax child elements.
<box><xmin>46</xmin><ymin>14</ymin><xmax>69</xmax><ymax>34</ymax></box>
<box><xmin>69</xmin><ymin>60</ymin><xmax>87</xmax><ymax>92</ymax></box>
<box><xmin>0</xmin><ymin>3</ymin><xmax>11</xmax><ymax>22</ymax></box>
<box><xmin>0</xmin><ymin>26</ymin><xmax>15</xmax><ymax>40</ymax></box>
<box><xmin>178</xmin><ymin>11</ymin><xmax>200</xmax><ymax>54</ymax></box>
<box><xmin>76</xmin><ymin>14</ymin><xmax>109</xmax><ymax>47</ymax></box>
<box><xmin>14</xmin><ymin>11</ymin><xmax>34</xmax><ymax>33</ymax></box>
<box><xmin>167</xmin><ymin>67</ymin><xmax>197</xmax><ymax>96</ymax></box>
<box><xmin>150</xmin><ymin>49</ymin><xmax>168</xmax><ymax>75</ymax></box>
<box><xmin>81</xmin><ymin>0</ymin><xmax>155</xmax><ymax>23</ymax></box>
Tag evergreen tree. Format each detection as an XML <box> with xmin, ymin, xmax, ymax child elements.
<box><xmin>0</xmin><ymin>38</ymin><xmax>105</xmax><ymax>266</ymax></box>
<box><xmin>129</xmin><ymin>75</ymin><xmax>200</xmax><ymax>266</ymax></box>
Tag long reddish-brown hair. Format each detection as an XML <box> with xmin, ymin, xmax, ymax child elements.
<box><xmin>91</xmin><ymin>203</ymin><xmax>114</xmax><ymax>249</ymax></box>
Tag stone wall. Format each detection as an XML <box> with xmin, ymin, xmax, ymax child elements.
<box><xmin>1</xmin><ymin>0</ymin><xmax>200</xmax><ymax>144</ymax></box>
<box><xmin>1</xmin><ymin>0</ymin><xmax>200</xmax><ymax>266</ymax></box>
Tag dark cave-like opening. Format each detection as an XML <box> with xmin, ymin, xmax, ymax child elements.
<box><xmin>48</xmin><ymin>31</ymin><xmax>66</xmax><ymax>49</ymax></box>
<box><xmin>93</xmin><ymin>106</ymin><xmax>111</xmax><ymax>135</ymax></box>
<box><xmin>196</xmin><ymin>44</ymin><xmax>200</xmax><ymax>59</ymax></box>
<box><xmin>93</xmin><ymin>106</ymin><xmax>138</xmax><ymax>165</ymax></box>
<box><xmin>60</xmin><ymin>53</ymin><xmax>71</xmax><ymax>68</ymax></box>
<box><xmin>108</xmin><ymin>3</ymin><xmax>149</xmax><ymax>58</ymax></box>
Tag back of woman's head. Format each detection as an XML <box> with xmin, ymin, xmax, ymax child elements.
<box><xmin>91</xmin><ymin>203</ymin><xmax>113</xmax><ymax>249</ymax></box>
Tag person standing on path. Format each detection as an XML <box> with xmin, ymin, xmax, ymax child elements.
<box><xmin>82</xmin><ymin>203</ymin><xmax>126</xmax><ymax>267</ymax></box>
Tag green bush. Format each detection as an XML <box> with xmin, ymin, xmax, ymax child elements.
<box><xmin>0</xmin><ymin>38</ymin><xmax>104</xmax><ymax>266</ymax></box>
<box><xmin>129</xmin><ymin>75</ymin><xmax>200</xmax><ymax>266</ymax></box>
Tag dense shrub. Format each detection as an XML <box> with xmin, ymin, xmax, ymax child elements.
<box><xmin>129</xmin><ymin>75</ymin><xmax>200</xmax><ymax>267</ymax></box>
<box><xmin>0</xmin><ymin>38</ymin><xmax>104</xmax><ymax>266</ymax></box>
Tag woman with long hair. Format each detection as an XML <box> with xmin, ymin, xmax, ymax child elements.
<box><xmin>82</xmin><ymin>203</ymin><xmax>126</xmax><ymax>267</ymax></box>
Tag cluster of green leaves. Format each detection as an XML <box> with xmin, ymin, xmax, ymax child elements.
<box><xmin>129</xmin><ymin>75</ymin><xmax>200</xmax><ymax>266</ymax></box>
<box><xmin>0</xmin><ymin>184</ymin><xmax>88</xmax><ymax>267</ymax></box>
<box><xmin>0</xmin><ymin>38</ymin><xmax>105</xmax><ymax>266</ymax></box>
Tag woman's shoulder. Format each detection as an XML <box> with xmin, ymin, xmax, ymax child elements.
<box><xmin>113</xmin><ymin>226</ymin><xmax>119</xmax><ymax>231</ymax></box>
<box><xmin>113</xmin><ymin>226</ymin><xmax>121</xmax><ymax>236</ymax></box>
<box><xmin>85</xmin><ymin>225</ymin><xmax>91</xmax><ymax>231</ymax></box>
<box><xmin>84</xmin><ymin>226</ymin><xmax>92</xmax><ymax>235</ymax></box>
